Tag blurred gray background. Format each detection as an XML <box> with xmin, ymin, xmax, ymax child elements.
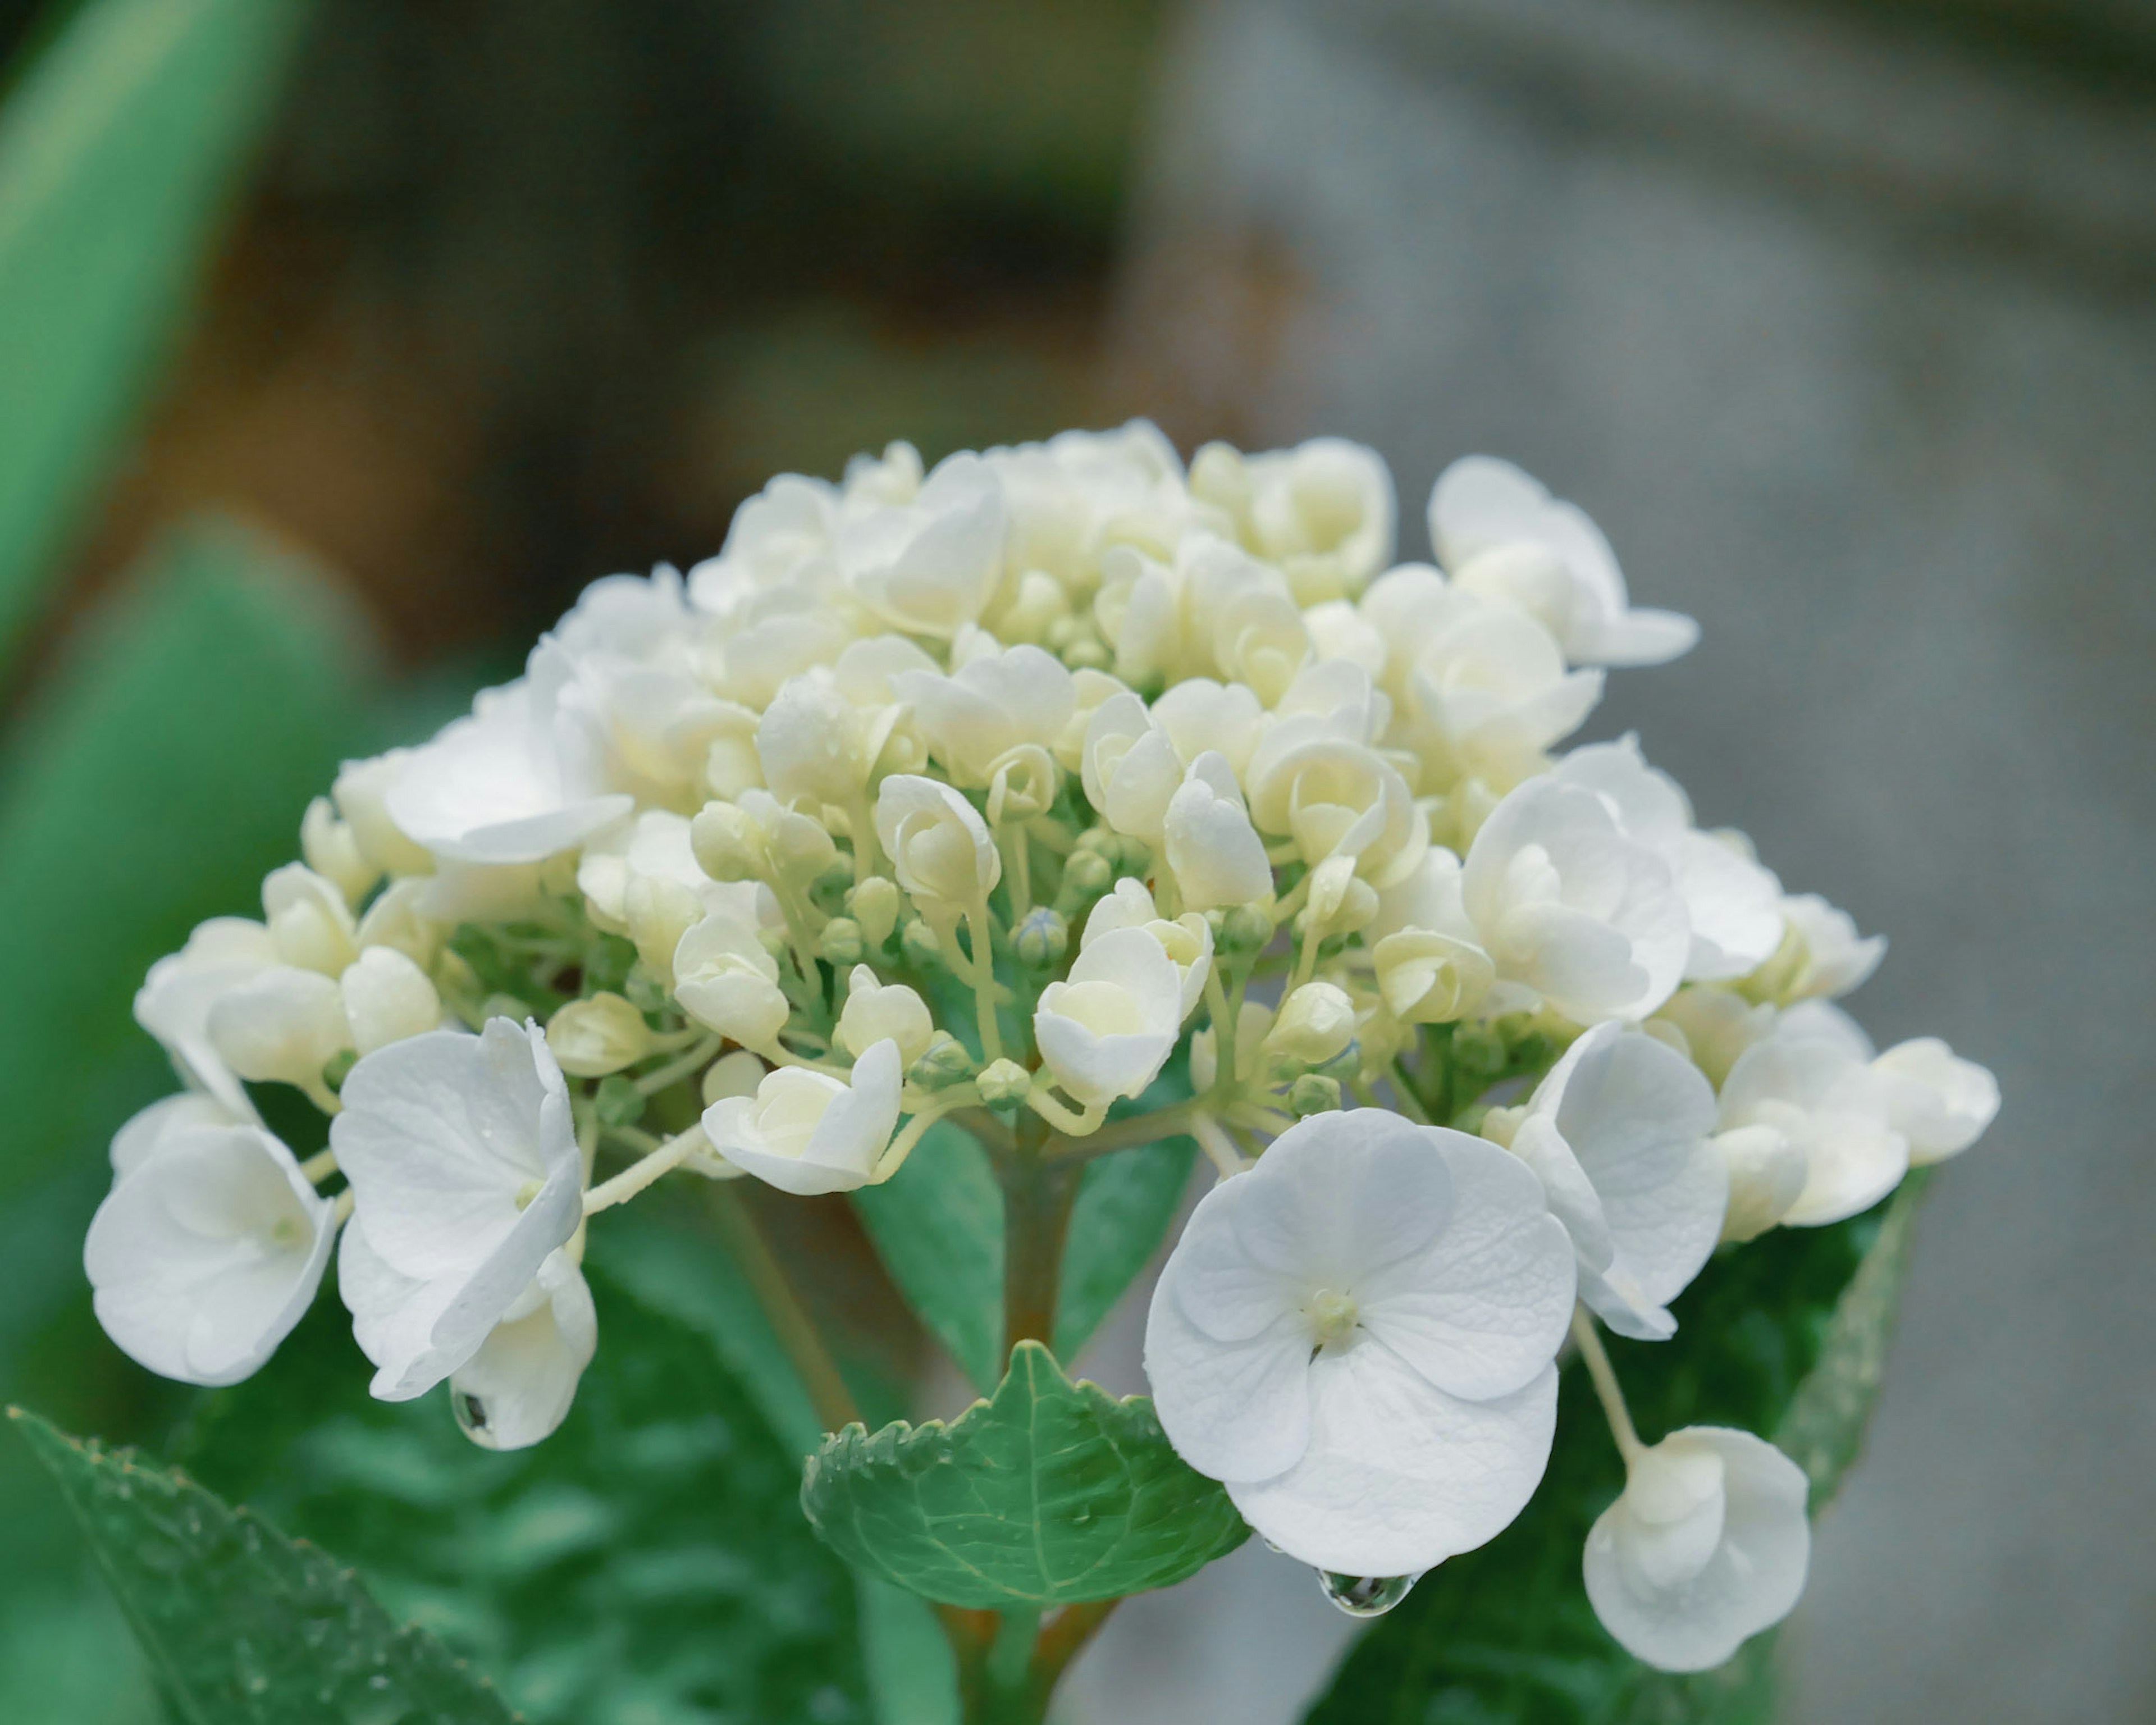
<box><xmin>1063</xmin><ymin>0</ymin><xmax>2156</xmax><ymax>1718</ymax></box>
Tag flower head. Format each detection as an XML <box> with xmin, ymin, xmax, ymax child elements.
<box><xmin>702</xmin><ymin>1039</ymin><xmax>902</xmax><ymax>1194</ymax></box>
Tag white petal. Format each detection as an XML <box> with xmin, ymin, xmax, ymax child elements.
<box><xmin>449</xmin><ymin>1254</ymin><xmax>598</xmax><ymax>1450</ymax></box>
<box><xmin>1873</xmin><ymin>1038</ymin><xmax>1999</xmax><ymax>1164</ymax></box>
<box><xmin>1144</xmin><ymin>1283</ymin><xmax>1313</xmax><ymax>1484</ymax></box>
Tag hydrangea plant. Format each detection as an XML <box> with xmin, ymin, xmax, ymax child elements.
<box><xmin>80</xmin><ymin>425</ymin><xmax>1997</xmax><ymax>1718</ymax></box>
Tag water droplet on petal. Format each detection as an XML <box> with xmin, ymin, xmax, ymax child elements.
<box><xmin>1316</xmin><ymin>1570</ymin><xmax>1419</xmax><ymax>1617</ymax></box>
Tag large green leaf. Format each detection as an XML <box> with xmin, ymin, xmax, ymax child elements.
<box><xmin>802</xmin><ymin>1339</ymin><xmax>1248</xmax><ymax>1608</ymax></box>
<box><xmin>1303</xmin><ymin>1175</ymin><xmax>1931</xmax><ymax>1725</ymax></box>
<box><xmin>11</xmin><ymin>1408</ymin><xmax>518</xmax><ymax>1724</ymax></box>
<box><xmin>852</xmin><ymin>1119</ymin><xmax>1006</xmax><ymax>1393</ymax></box>
<box><xmin>0</xmin><ymin>0</ymin><xmax>314</xmax><ymax>661</ymax></box>
<box><xmin>1053</xmin><ymin>1135</ymin><xmax>1195</xmax><ymax>1363</ymax></box>
<box><xmin>175</xmin><ymin>1255</ymin><xmax>873</xmax><ymax>1725</ymax></box>
<box><xmin>0</xmin><ymin>515</ymin><xmax>376</xmax><ymax>1207</ymax></box>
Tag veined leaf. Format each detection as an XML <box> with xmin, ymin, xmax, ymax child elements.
<box><xmin>0</xmin><ymin>0</ymin><xmax>315</xmax><ymax>661</ymax></box>
<box><xmin>11</xmin><ymin>1408</ymin><xmax>517</xmax><ymax>1724</ymax></box>
<box><xmin>801</xmin><ymin>1340</ymin><xmax>1248</xmax><ymax>1608</ymax></box>
<box><xmin>852</xmin><ymin>1119</ymin><xmax>1005</xmax><ymax>1393</ymax></box>
<box><xmin>1304</xmin><ymin>1175</ymin><xmax>1931</xmax><ymax>1725</ymax></box>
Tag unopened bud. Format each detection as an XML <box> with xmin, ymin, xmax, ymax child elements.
<box><xmin>702</xmin><ymin>1048</ymin><xmax>766</xmax><ymax>1105</ymax></box>
<box><xmin>1218</xmin><ymin>903</ymin><xmax>1276</xmax><ymax>956</ymax></box>
<box><xmin>1289</xmin><ymin>1073</ymin><xmax>1343</xmax><ymax>1117</ymax></box>
<box><xmin>819</xmin><ymin>917</ymin><xmax>865</xmax><ymax>967</ymax></box>
<box><xmin>1013</xmin><ymin>907</ymin><xmax>1069</xmax><ymax>969</ymax></box>
<box><xmin>302</xmin><ymin>796</ymin><xmax>377</xmax><ymax>906</ymax></box>
<box><xmin>1058</xmin><ymin>850</ymin><xmax>1113</xmax><ymax>907</ymax></box>
<box><xmin>909</xmin><ymin>1034</ymin><xmax>975</xmax><ymax>1089</ymax></box>
<box><xmin>899</xmin><ymin>918</ymin><xmax>945</xmax><ymax>971</ymax></box>
<box><xmin>1264</xmin><ymin>983</ymin><xmax>1358</xmax><ymax>1069</ymax></box>
<box><xmin>690</xmin><ymin>802</ymin><xmax>764</xmax><ymax>882</ymax></box>
<box><xmin>546</xmin><ymin>992</ymin><xmax>654</xmax><ymax>1078</ymax></box>
<box><xmin>847</xmin><ymin>877</ymin><xmax>901</xmax><ymax>948</ymax></box>
<box><xmin>976</xmin><ymin>1058</ymin><xmax>1032</xmax><ymax>1108</ymax></box>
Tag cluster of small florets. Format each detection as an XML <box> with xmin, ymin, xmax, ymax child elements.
<box><xmin>86</xmin><ymin>425</ymin><xmax>1997</xmax><ymax>1670</ymax></box>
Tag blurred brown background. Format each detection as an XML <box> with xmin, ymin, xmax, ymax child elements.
<box><xmin>6</xmin><ymin>1</ymin><xmax>2152</xmax><ymax>1721</ymax></box>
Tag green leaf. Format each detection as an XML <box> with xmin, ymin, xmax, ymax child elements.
<box><xmin>852</xmin><ymin>1119</ymin><xmax>1006</xmax><ymax>1393</ymax></box>
<box><xmin>1053</xmin><ymin>1135</ymin><xmax>1196</xmax><ymax>1362</ymax></box>
<box><xmin>1304</xmin><ymin>1175</ymin><xmax>1931</xmax><ymax>1725</ymax></box>
<box><xmin>801</xmin><ymin>1339</ymin><xmax>1249</xmax><ymax>1608</ymax></box>
<box><xmin>175</xmin><ymin>1256</ymin><xmax>874</xmax><ymax>1725</ymax></box>
<box><xmin>0</xmin><ymin>515</ymin><xmax>376</xmax><ymax>1209</ymax></box>
<box><xmin>11</xmin><ymin>1407</ymin><xmax>518</xmax><ymax>1724</ymax></box>
<box><xmin>0</xmin><ymin>0</ymin><xmax>314</xmax><ymax>662</ymax></box>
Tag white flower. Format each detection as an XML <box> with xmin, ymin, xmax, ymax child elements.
<box><xmin>894</xmin><ymin>644</ymin><xmax>1075</xmax><ymax>788</ymax></box>
<box><xmin>702</xmin><ymin>1039</ymin><xmax>903</xmax><ymax>1195</ymax></box>
<box><xmin>1079</xmin><ymin>692</ymin><xmax>1185</xmax><ymax>843</ymax></box>
<box><xmin>874</xmin><ymin>775</ymin><xmax>1001</xmax><ymax>910</ymax></box>
<box><xmin>1034</xmin><ymin>927</ymin><xmax>1184</xmax><ymax>1106</ymax></box>
<box><xmin>300</xmin><ymin>795</ymin><xmax>375</xmax><ymax>905</ymax></box>
<box><xmin>1873</xmin><ymin>1037</ymin><xmax>1999</xmax><ymax>1165</ymax></box>
<box><xmin>1263</xmin><ymin>983</ymin><xmax>1359</xmax><ymax>1069</ymax></box>
<box><xmin>1082</xmin><ymin>879</ymin><xmax>1214</xmax><ymax>1021</ymax></box>
<box><xmin>332</xmin><ymin>1019</ymin><xmax>584</xmax><ymax>1400</ymax></box>
<box><xmin>1460</xmin><ymin>777</ymin><xmax>1690</xmax><ymax>1024</ymax></box>
<box><xmin>1776</xmin><ymin>893</ymin><xmax>1886</xmax><ymax>1001</ymax></box>
<box><xmin>332</xmin><ymin>749</ymin><xmax>436</xmax><ymax>878</ymax></box>
<box><xmin>135</xmin><ymin>917</ymin><xmax>282</xmax><ymax>1113</ymax></box>
<box><xmin>86</xmin><ymin>1111</ymin><xmax>335</xmax><ymax>1386</ymax></box>
<box><xmin>835</xmin><ymin>966</ymin><xmax>935</xmax><ymax>1066</ymax></box>
<box><xmin>549</xmin><ymin>567</ymin><xmax>727</xmax><ymax>804</ymax></box>
<box><xmin>1505</xmin><ymin>1025</ymin><xmax>1726</xmax><ymax>1339</ymax></box>
<box><xmin>1428</xmin><ymin>456</ymin><xmax>1699</xmax><ymax>667</ymax></box>
<box><xmin>1649</xmin><ymin>986</ymin><xmax>1774</xmax><ymax>1088</ymax></box>
<box><xmin>386</xmin><ymin>645</ymin><xmax>632</xmax><ymax>864</ymax></box>
<box><xmin>839</xmin><ymin>453</ymin><xmax>1007</xmax><ymax>638</ymax></box>
<box><xmin>1363</xmin><ymin>569</ymin><xmax>1603</xmax><ymax>793</ymax></box>
<box><xmin>1235</xmin><ymin>436</ymin><xmax>1396</xmax><ymax>605</ymax></box>
<box><xmin>206</xmin><ymin>967</ymin><xmax>349</xmax><ymax>1095</ymax></box>
<box><xmin>1244</xmin><ymin>721</ymin><xmax>1426</xmax><ymax>887</ymax></box>
<box><xmin>986</xmin><ymin>419</ymin><xmax>1192</xmax><ymax>585</ymax></box>
<box><xmin>1163</xmin><ymin>751</ymin><xmax>1273</xmax><ymax>911</ymax></box>
<box><xmin>447</xmin><ymin>1251</ymin><xmax>598</xmax><ymax>1450</ymax></box>
<box><xmin>1147</xmin><ymin>678</ymin><xmax>1265</xmax><ymax>777</ymax></box>
<box><xmin>1370</xmin><ymin>849</ymin><xmax>1495</xmax><ymax>1023</ymax></box>
<box><xmin>755</xmin><ymin>674</ymin><xmax>896</xmax><ymax>814</ymax></box>
<box><xmin>671</xmin><ymin>909</ymin><xmax>789</xmax><ymax>1049</ymax></box>
<box><xmin>1554</xmin><ymin>740</ymin><xmax>1784</xmax><ymax>982</ymax></box>
<box><xmin>1584</xmin><ymin>1427</ymin><xmax>1810</xmax><ymax>1671</ymax></box>
<box><xmin>1716</xmin><ymin>1005</ymin><xmax>1905</xmax><ymax>1228</ymax></box>
<box><xmin>1145</xmin><ymin>1110</ymin><xmax>1575</xmax><ymax>1575</ymax></box>
<box><xmin>688</xmin><ymin>472</ymin><xmax>839</xmax><ymax>618</ymax></box>
<box><xmin>340</xmin><ymin>947</ymin><xmax>442</xmax><ymax>1056</ymax></box>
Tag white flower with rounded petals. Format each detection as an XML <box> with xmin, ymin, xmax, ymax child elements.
<box><xmin>1245</xmin><ymin>722</ymin><xmax>1426</xmax><ymax>887</ymax></box>
<box><xmin>874</xmin><ymin>775</ymin><xmax>1001</xmax><ymax>910</ymax></box>
<box><xmin>1079</xmin><ymin>692</ymin><xmax>1184</xmax><ymax>843</ymax></box>
<box><xmin>1873</xmin><ymin>1037</ymin><xmax>1999</xmax><ymax>1165</ymax></box>
<box><xmin>672</xmin><ymin>910</ymin><xmax>789</xmax><ymax>1049</ymax></box>
<box><xmin>332</xmin><ymin>1019</ymin><xmax>584</xmax><ymax>1400</ymax></box>
<box><xmin>835</xmin><ymin>966</ymin><xmax>935</xmax><ymax>1066</ymax></box>
<box><xmin>447</xmin><ymin>1252</ymin><xmax>599</xmax><ymax>1451</ymax></box>
<box><xmin>86</xmin><ymin>1113</ymin><xmax>335</xmax><ymax>1386</ymax></box>
<box><xmin>1145</xmin><ymin>1111</ymin><xmax>1575</xmax><ymax>1575</ymax></box>
<box><xmin>331</xmin><ymin>749</ymin><xmax>435</xmax><ymax>878</ymax></box>
<box><xmin>1776</xmin><ymin>893</ymin><xmax>1886</xmax><ymax>1001</ymax></box>
<box><xmin>1554</xmin><ymin>740</ymin><xmax>1784</xmax><ymax>983</ymax></box>
<box><xmin>1264</xmin><ymin>983</ymin><xmax>1359</xmax><ymax>1069</ymax></box>
<box><xmin>550</xmin><ymin>567</ymin><xmax>728</xmax><ymax>803</ymax></box>
<box><xmin>702</xmin><ymin>1039</ymin><xmax>902</xmax><ymax>1195</ymax></box>
<box><xmin>894</xmin><ymin>644</ymin><xmax>1075</xmax><ymax>788</ymax></box>
<box><xmin>1506</xmin><ymin>1025</ymin><xmax>1726</xmax><ymax>1339</ymax></box>
<box><xmin>1716</xmin><ymin>1006</ymin><xmax>1904</xmax><ymax>1228</ymax></box>
<box><xmin>1650</xmin><ymin>986</ymin><xmax>1774</xmax><ymax>1089</ymax></box>
<box><xmin>839</xmin><ymin>454</ymin><xmax>1006</xmax><ymax>638</ymax></box>
<box><xmin>1460</xmin><ymin>778</ymin><xmax>1690</xmax><ymax>1024</ymax></box>
<box><xmin>1429</xmin><ymin>456</ymin><xmax>1699</xmax><ymax>668</ymax></box>
<box><xmin>688</xmin><ymin>473</ymin><xmax>838</xmax><ymax>619</ymax></box>
<box><xmin>1584</xmin><ymin>1427</ymin><xmax>1810</xmax><ymax>1671</ymax></box>
<box><xmin>1034</xmin><ymin>927</ymin><xmax>1184</xmax><ymax>1107</ymax></box>
<box><xmin>1235</xmin><ymin>436</ymin><xmax>1396</xmax><ymax>605</ymax></box>
<box><xmin>135</xmin><ymin>917</ymin><xmax>281</xmax><ymax>1114</ymax></box>
<box><xmin>755</xmin><ymin>675</ymin><xmax>891</xmax><ymax>813</ymax></box>
<box><xmin>1147</xmin><ymin>678</ymin><xmax>1265</xmax><ymax>777</ymax></box>
<box><xmin>1371</xmin><ymin>849</ymin><xmax>1495</xmax><ymax>1023</ymax></box>
<box><xmin>387</xmin><ymin>646</ymin><xmax>632</xmax><ymax>865</ymax></box>
<box><xmin>1163</xmin><ymin>751</ymin><xmax>1272</xmax><ymax>911</ymax></box>
<box><xmin>1082</xmin><ymin>879</ymin><xmax>1213</xmax><ymax>1021</ymax></box>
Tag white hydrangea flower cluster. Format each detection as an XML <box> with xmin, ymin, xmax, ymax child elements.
<box><xmin>85</xmin><ymin>425</ymin><xmax>1998</xmax><ymax>1669</ymax></box>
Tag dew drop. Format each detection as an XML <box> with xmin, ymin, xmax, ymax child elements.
<box><xmin>1315</xmin><ymin>1570</ymin><xmax>1419</xmax><ymax>1617</ymax></box>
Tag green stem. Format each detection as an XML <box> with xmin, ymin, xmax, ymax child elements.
<box><xmin>1000</xmin><ymin>1112</ymin><xmax>1076</xmax><ymax>1352</ymax></box>
<box><xmin>704</xmin><ymin>1185</ymin><xmax>860</xmax><ymax>1435</ymax></box>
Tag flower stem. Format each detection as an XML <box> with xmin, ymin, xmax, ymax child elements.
<box><xmin>1571</xmin><ymin>1306</ymin><xmax>1645</xmax><ymax>1466</ymax></box>
<box><xmin>1001</xmin><ymin>1112</ymin><xmax>1077</xmax><ymax>1350</ymax></box>
<box><xmin>634</xmin><ymin>1034</ymin><xmax>720</xmax><ymax>1097</ymax></box>
<box><xmin>704</xmin><ymin>1184</ymin><xmax>860</xmax><ymax>1434</ymax></box>
<box><xmin>583</xmin><ymin>1128</ymin><xmax>706</xmax><ymax>1213</ymax></box>
<box><xmin>965</xmin><ymin>900</ymin><xmax>1006</xmax><ymax>1065</ymax></box>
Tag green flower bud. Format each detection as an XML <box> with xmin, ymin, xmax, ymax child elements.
<box><xmin>1058</xmin><ymin>849</ymin><xmax>1113</xmax><ymax>908</ymax></box>
<box><xmin>818</xmin><ymin>917</ymin><xmax>865</xmax><ymax>967</ymax></box>
<box><xmin>976</xmin><ymin>1058</ymin><xmax>1033</xmax><ymax>1107</ymax></box>
<box><xmin>1013</xmin><ymin>907</ymin><xmax>1070</xmax><ymax>969</ymax></box>
<box><xmin>1219</xmin><ymin>903</ymin><xmax>1276</xmax><ymax>956</ymax></box>
<box><xmin>1075</xmin><ymin>827</ymin><xmax>1120</xmax><ymax>856</ymax></box>
<box><xmin>847</xmin><ymin>876</ymin><xmax>901</xmax><ymax>948</ymax></box>
<box><xmin>595</xmin><ymin>1074</ymin><xmax>646</xmax><ymax>1128</ymax></box>
<box><xmin>900</xmin><ymin>918</ymin><xmax>946</xmax><ymax>971</ymax></box>
<box><xmin>622</xmin><ymin>969</ymin><xmax>669</xmax><ymax>1014</ymax></box>
<box><xmin>1289</xmin><ymin>1073</ymin><xmax>1344</xmax><ymax>1116</ymax></box>
<box><xmin>909</xmin><ymin>1033</ymin><xmax>975</xmax><ymax>1089</ymax></box>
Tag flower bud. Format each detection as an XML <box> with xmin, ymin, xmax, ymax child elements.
<box><xmin>1217</xmin><ymin>903</ymin><xmax>1276</xmax><ymax>956</ymax></box>
<box><xmin>209</xmin><ymin>968</ymin><xmax>351</xmax><ymax>1089</ymax></box>
<box><xmin>691</xmin><ymin>801</ymin><xmax>764</xmax><ymax>882</ymax></box>
<box><xmin>702</xmin><ymin>1049</ymin><xmax>767</xmax><ymax>1105</ymax></box>
<box><xmin>302</xmin><ymin>796</ymin><xmax>377</xmax><ymax>906</ymax></box>
<box><xmin>672</xmin><ymin>913</ymin><xmax>788</xmax><ymax>1048</ymax></box>
<box><xmin>847</xmin><ymin>877</ymin><xmax>901</xmax><ymax>948</ymax></box>
<box><xmin>976</xmin><ymin>1058</ymin><xmax>1033</xmax><ymax>1108</ymax></box>
<box><xmin>263</xmin><ymin>864</ymin><xmax>359</xmax><ymax>976</ymax></box>
<box><xmin>626</xmin><ymin>875</ymin><xmax>705</xmax><ymax>983</ymax></box>
<box><xmin>1057</xmin><ymin>849</ymin><xmax>1113</xmax><ymax>910</ymax></box>
<box><xmin>899</xmin><ymin>918</ymin><xmax>946</xmax><ymax>971</ymax></box>
<box><xmin>1013</xmin><ymin>907</ymin><xmax>1070</xmax><ymax>969</ymax></box>
<box><xmin>332</xmin><ymin>750</ymin><xmax>435</xmax><ymax>877</ymax></box>
<box><xmin>546</xmin><ymin>992</ymin><xmax>655</xmax><ymax>1078</ymax></box>
<box><xmin>595</xmin><ymin>1074</ymin><xmax>646</xmax><ymax>1127</ymax></box>
<box><xmin>819</xmin><ymin>918</ymin><xmax>866</xmax><ymax>967</ymax></box>
<box><xmin>1373</xmin><ymin>929</ymin><xmax>1494</xmax><ymax>1024</ymax></box>
<box><xmin>1265</xmin><ymin>983</ymin><xmax>1358</xmax><ymax>1069</ymax></box>
<box><xmin>910</xmin><ymin>1034</ymin><xmax>975</xmax><ymax>1089</ymax></box>
<box><xmin>340</xmin><ymin>947</ymin><xmax>441</xmax><ymax>1056</ymax></box>
<box><xmin>1288</xmin><ymin>1073</ymin><xmax>1343</xmax><ymax>1116</ymax></box>
<box><xmin>837</xmin><ymin>966</ymin><xmax>934</xmax><ymax>1067</ymax></box>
